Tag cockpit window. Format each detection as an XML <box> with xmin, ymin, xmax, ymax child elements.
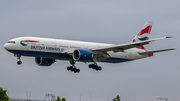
<box><xmin>8</xmin><ymin>41</ymin><xmax>15</xmax><ymax>43</ymax></box>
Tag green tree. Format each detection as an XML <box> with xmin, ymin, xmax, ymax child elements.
<box><xmin>112</xmin><ymin>95</ymin><xmax>120</xmax><ymax>101</ymax></box>
<box><xmin>56</xmin><ymin>96</ymin><xmax>61</xmax><ymax>101</ymax></box>
<box><xmin>62</xmin><ymin>98</ymin><xmax>66</xmax><ymax>101</ymax></box>
<box><xmin>116</xmin><ymin>95</ymin><xmax>120</xmax><ymax>101</ymax></box>
<box><xmin>113</xmin><ymin>98</ymin><xmax>116</xmax><ymax>101</ymax></box>
<box><xmin>0</xmin><ymin>87</ymin><xmax>9</xmax><ymax>101</ymax></box>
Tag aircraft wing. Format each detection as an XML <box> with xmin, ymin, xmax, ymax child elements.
<box><xmin>92</xmin><ymin>37</ymin><xmax>171</xmax><ymax>52</ymax></box>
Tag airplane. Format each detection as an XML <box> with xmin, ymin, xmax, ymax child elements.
<box><xmin>4</xmin><ymin>21</ymin><xmax>175</xmax><ymax>73</ymax></box>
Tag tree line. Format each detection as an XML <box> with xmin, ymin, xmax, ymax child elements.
<box><xmin>56</xmin><ymin>96</ymin><xmax>66</xmax><ymax>101</ymax></box>
<box><xmin>0</xmin><ymin>87</ymin><xmax>120</xmax><ymax>101</ymax></box>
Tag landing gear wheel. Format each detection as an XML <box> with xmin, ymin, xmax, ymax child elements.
<box><xmin>70</xmin><ymin>66</ymin><xmax>74</xmax><ymax>72</ymax></box>
<box><xmin>76</xmin><ymin>69</ymin><xmax>80</xmax><ymax>73</ymax></box>
<box><xmin>17</xmin><ymin>61</ymin><xmax>22</xmax><ymax>65</ymax></box>
<box><xmin>67</xmin><ymin>65</ymin><xmax>80</xmax><ymax>73</ymax></box>
<box><xmin>67</xmin><ymin>66</ymin><xmax>71</xmax><ymax>71</ymax></box>
<box><xmin>88</xmin><ymin>63</ymin><xmax>102</xmax><ymax>71</ymax></box>
<box><xmin>92</xmin><ymin>66</ymin><xmax>96</xmax><ymax>69</ymax></box>
<box><xmin>89</xmin><ymin>64</ymin><xmax>92</xmax><ymax>68</ymax></box>
<box><xmin>98</xmin><ymin>66</ymin><xmax>102</xmax><ymax>70</ymax></box>
<box><xmin>96</xmin><ymin>67</ymin><xmax>99</xmax><ymax>71</ymax></box>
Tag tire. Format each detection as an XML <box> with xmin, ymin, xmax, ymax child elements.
<box><xmin>17</xmin><ymin>61</ymin><xmax>22</xmax><ymax>65</ymax></box>
<box><xmin>89</xmin><ymin>64</ymin><xmax>92</xmax><ymax>68</ymax></box>
<box><xmin>70</xmin><ymin>66</ymin><xmax>74</xmax><ymax>71</ymax></box>
<box><xmin>98</xmin><ymin>66</ymin><xmax>102</xmax><ymax>70</ymax></box>
<box><xmin>73</xmin><ymin>67</ymin><xmax>76</xmax><ymax>71</ymax></box>
<box><xmin>67</xmin><ymin>66</ymin><xmax>70</xmax><ymax>71</ymax></box>
<box><xmin>76</xmin><ymin>69</ymin><xmax>80</xmax><ymax>73</ymax></box>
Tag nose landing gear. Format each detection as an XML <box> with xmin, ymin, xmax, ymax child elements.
<box><xmin>15</xmin><ymin>54</ymin><xmax>22</xmax><ymax>65</ymax></box>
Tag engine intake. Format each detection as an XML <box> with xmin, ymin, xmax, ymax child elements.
<box><xmin>35</xmin><ymin>57</ymin><xmax>54</xmax><ymax>66</ymax></box>
<box><xmin>73</xmin><ymin>49</ymin><xmax>93</xmax><ymax>61</ymax></box>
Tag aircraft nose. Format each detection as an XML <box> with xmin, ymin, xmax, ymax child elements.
<box><xmin>4</xmin><ymin>43</ymin><xmax>10</xmax><ymax>50</ymax></box>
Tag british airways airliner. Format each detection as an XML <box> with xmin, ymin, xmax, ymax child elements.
<box><xmin>4</xmin><ymin>21</ymin><xmax>174</xmax><ymax>73</ymax></box>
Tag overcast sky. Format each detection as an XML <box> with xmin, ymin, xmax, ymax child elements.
<box><xmin>0</xmin><ymin>0</ymin><xmax>180</xmax><ymax>101</ymax></box>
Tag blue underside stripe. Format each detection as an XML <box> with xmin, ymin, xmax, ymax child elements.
<box><xmin>7</xmin><ymin>50</ymin><xmax>132</xmax><ymax>63</ymax></box>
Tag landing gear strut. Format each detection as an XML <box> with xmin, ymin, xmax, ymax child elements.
<box><xmin>67</xmin><ymin>60</ymin><xmax>80</xmax><ymax>73</ymax></box>
<box><xmin>88</xmin><ymin>63</ymin><xmax>102</xmax><ymax>71</ymax></box>
<box><xmin>15</xmin><ymin>54</ymin><xmax>22</xmax><ymax>65</ymax></box>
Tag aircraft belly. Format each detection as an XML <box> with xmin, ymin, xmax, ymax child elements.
<box><xmin>7</xmin><ymin>50</ymin><xmax>73</xmax><ymax>60</ymax></box>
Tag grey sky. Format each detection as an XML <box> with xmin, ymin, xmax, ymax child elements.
<box><xmin>0</xmin><ymin>0</ymin><xmax>179</xmax><ymax>101</ymax></box>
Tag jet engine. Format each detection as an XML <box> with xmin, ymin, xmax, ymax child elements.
<box><xmin>73</xmin><ymin>49</ymin><xmax>93</xmax><ymax>61</ymax></box>
<box><xmin>35</xmin><ymin>57</ymin><xmax>54</xmax><ymax>66</ymax></box>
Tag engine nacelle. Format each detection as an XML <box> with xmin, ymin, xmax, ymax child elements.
<box><xmin>73</xmin><ymin>49</ymin><xmax>93</xmax><ymax>61</ymax></box>
<box><xmin>35</xmin><ymin>57</ymin><xmax>54</xmax><ymax>66</ymax></box>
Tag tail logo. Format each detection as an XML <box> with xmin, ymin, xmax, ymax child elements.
<box><xmin>132</xmin><ymin>21</ymin><xmax>153</xmax><ymax>50</ymax></box>
<box><xmin>20</xmin><ymin>40</ymin><xmax>39</xmax><ymax>46</ymax></box>
<box><xmin>137</xmin><ymin>26</ymin><xmax>152</xmax><ymax>36</ymax></box>
<box><xmin>138</xmin><ymin>37</ymin><xmax>149</xmax><ymax>41</ymax></box>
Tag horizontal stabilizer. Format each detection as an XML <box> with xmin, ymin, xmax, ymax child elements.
<box><xmin>139</xmin><ymin>48</ymin><xmax>175</xmax><ymax>54</ymax></box>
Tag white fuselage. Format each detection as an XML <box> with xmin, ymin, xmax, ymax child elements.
<box><xmin>4</xmin><ymin>37</ymin><xmax>149</xmax><ymax>63</ymax></box>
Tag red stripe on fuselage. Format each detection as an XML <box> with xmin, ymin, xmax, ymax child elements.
<box><xmin>21</xmin><ymin>40</ymin><xmax>39</xmax><ymax>43</ymax></box>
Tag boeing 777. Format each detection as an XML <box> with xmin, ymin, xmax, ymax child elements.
<box><xmin>4</xmin><ymin>21</ymin><xmax>175</xmax><ymax>73</ymax></box>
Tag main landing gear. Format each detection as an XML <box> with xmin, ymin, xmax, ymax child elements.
<box><xmin>67</xmin><ymin>60</ymin><xmax>80</xmax><ymax>73</ymax></box>
<box><xmin>66</xmin><ymin>60</ymin><xmax>102</xmax><ymax>73</ymax></box>
<box><xmin>88</xmin><ymin>63</ymin><xmax>102</xmax><ymax>71</ymax></box>
<box><xmin>67</xmin><ymin>66</ymin><xmax>80</xmax><ymax>73</ymax></box>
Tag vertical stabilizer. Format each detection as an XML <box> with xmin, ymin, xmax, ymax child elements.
<box><xmin>132</xmin><ymin>21</ymin><xmax>153</xmax><ymax>49</ymax></box>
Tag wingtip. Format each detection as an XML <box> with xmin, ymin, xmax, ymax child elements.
<box><xmin>166</xmin><ymin>48</ymin><xmax>176</xmax><ymax>51</ymax></box>
<box><xmin>170</xmin><ymin>48</ymin><xmax>176</xmax><ymax>50</ymax></box>
<box><xmin>166</xmin><ymin>36</ymin><xmax>172</xmax><ymax>38</ymax></box>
